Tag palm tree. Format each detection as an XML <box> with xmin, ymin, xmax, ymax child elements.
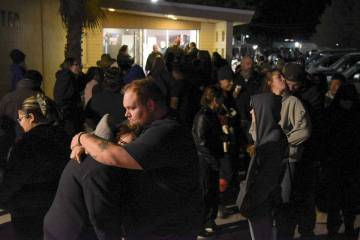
<box><xmin>59</xmin><ymin>0</ymin><xmax>105</xmax><ymax>63</ymax></box>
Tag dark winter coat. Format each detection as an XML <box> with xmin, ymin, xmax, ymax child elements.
<box><xmin>0</xmin><ymin>79</ymin><xmax>42</xmax><ymax>122</ymax></box>
<box><xmin>54</xmin><ymin>69</ymin><xmax>84</xmax><ymax>109</ymax></box>
<box><xmin>319</xmin><ymin>84</ymin><xmax>360</xmax><ymax>212</ymax></box>
<box><xmin>10</xmin><ymin>63</ymin><xmax>25</xmax><ymax>91</ymax></box>
<box><xmin>294</xmin><ymin>82</ymin><xmax>324</xmax><ymax>162</ymax></box>
<box><xmin>192</xmin><ymin>107</ymin><xmax>232</xmax><ymax>181</ymax></box>
<box><xmin>0</xmin><ymin>124</ymin><xmax>70</xmax><ymax>218</ymax></box>
<box><xmin>123</xmin><ymin>65</ymin><xmax>146</xmax><ymax>84</ymax></box>
<box><xmin>0</xmin><ymin>79</ymin><xmax>42</xmax><ymax>166</ymax></box>
<box><xmin>145</xmin><ymin>51</ymin><xmax>163</xmax><ymax>72</ymax></box>
<box><xmin>54</xmin><ymin>69</ymin><xmax>85</xmax><ymax>134</ymax></box>
<box><xmin>234</xmin><ymin>70</ymin><xmax>262</xmax><ymax>96</ymax></box>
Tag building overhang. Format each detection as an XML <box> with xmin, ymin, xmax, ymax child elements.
<box><xmin>101</xmin><ymin>0</ymin><xmax>254</xmax><ymax>24</ymax></box>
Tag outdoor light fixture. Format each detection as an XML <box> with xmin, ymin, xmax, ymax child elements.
<box><xmin>108</xmin><ymin>8</ymin><xmax>115</xmax><ymax>12</ymax></box>
<box><xmin>151</xmin><ymin>0</ymin><xmax>159</xmax><ymax>3</ymax></box>
<box><xmin>246</xmin><ymin>34</ymin><xmax>250</xmax><ymax>38</ymax></box>
<box><xmin>294</xmin><ymin>42</ymin><xmax>300</xmax><ymax>48</ymax></box>
<box><xmin>166</xmin><ymin>14</ymin><xmax>178</xmax><ymax>20</ymax></box>
<box><xmin>253</xmin><ymin>45</ymin><xmax>258</xmax><ymax>50</ymax></box>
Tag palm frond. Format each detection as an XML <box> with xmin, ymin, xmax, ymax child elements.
<box><xmin>83</xmin><ymin>0</ymin><xmax>105</xmax><ymax>30</ymax></box>
<box><xmin>59</xmin><ymin>0</ymin><xmax>105</xmax><ymax>29</ymax></box>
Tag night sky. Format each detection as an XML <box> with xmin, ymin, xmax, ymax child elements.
<box><xmin>249</xmin><ymin>0</ymin><xmax>331</xmax><ymax>40</ymax></box>
<box><xmin>167</xmin><ymin>0</ymin><xmax>331</xmax><ymax>40</ymax></box>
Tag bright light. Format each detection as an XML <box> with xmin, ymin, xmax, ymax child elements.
<box><xmin>336</xmin><ymin>42</ymin><xmax>340</xmax><ymax>46</ymax></box>
<box><xmin>151</xmin><ymin>0</ymin><xmax>158</xmax><ymax>3</ymax></box>
<box><xmin>246</xmin><ymin>34</ymin><xmax>250</xmax><ymax>38</ymax></box>
<box><xmin>108</xmin><ymin>8</ymin><xmax>115</xmax><ymax>12</ymax></box>
<box><xmin>252</xmin><ymin>45</ymin><xmax>258</xmax><ymax>50</ymax></box>
<box><xmin>294</xmin><ymin>42</ymin><xmax>300</xmax><ymax>48</ymax></box>
<box><xmin>166</xmin><ymin>14</ymin><xmax>178</xmax><ymax>20</ymax></box>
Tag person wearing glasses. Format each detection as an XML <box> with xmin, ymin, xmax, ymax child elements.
<box><xmin>0</xmin><ymin>93</ymin><xmax>69</xmax><ymax>240</ymax></box>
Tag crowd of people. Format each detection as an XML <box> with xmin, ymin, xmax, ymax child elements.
<box><xmin>0</xmin><ymin>38</ymin><xmax>359</xmax><ymax>240</ymax></box>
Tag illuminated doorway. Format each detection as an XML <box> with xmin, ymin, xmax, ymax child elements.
<box><xmin>103</xmin><ymin>28</ymin><xmax>199</xmax><ymax>68</ymax></box>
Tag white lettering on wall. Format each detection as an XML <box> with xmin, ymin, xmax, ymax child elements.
<box><xmin>0</xmin><ymin>10</ymin><xmax>20</xmax><ymax>28</ymax></box>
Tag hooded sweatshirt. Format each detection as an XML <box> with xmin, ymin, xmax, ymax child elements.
<box><xmin>238</xmin><ymin>93</ymin><xmax>288</xmax><ymax>218</ymax></box>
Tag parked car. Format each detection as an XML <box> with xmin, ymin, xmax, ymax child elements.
<box><xmin>314</xmin><ymin>53</ymin><xmax>360</xmax><ymax>82</ymax></box>
<box><xmin>343</xmin><ymin>61</ymin><xmax>360</xmax><ymax>94</ymax></box>
<box><xmin>306</xmin><ymin>53</ymin><xmax>345</xmax><ymax>74</ymax></box>
<box><xmin>306</xmin><ymin>49</ymin><xmax>359</xmax><ymax>67</ymax></box>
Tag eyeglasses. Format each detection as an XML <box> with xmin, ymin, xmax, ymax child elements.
<box><xmin>17</xmin><ymin>114</ymin><xmax>28</xmax><ymax>122</ymax></box>
<box><xmin>118</xmin><ymin>139</ymin><xmax>129</xmax><ymax>145</ymax></box>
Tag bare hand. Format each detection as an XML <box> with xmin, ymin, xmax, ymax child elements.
<box><xmin>233</xmin><ymin>85</ymin><xmax>242</xmax><ymax>98</ymax></box>
<box><xmin>71</xmin><ymin>132</ymin><xmax>83</xmax><ymax>150</ymax></box>
<box><xmin>247</xmin><ymin>144</ymin><xmax>256</xmax><ymax>157</ymax></box>
<box><xmin>70</xmin><ymin>145</ymin><xmax>86</xmax><ymax>163</ymax></box>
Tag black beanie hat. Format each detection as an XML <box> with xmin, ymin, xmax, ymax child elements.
<box><xmin>217</xmin><ymin>65</ymin><xmax>233</xmax><ymax>81</ymax></box>
<box><xmin>283</xmin><ymin>63</ymin><xmax>305</xmax><ymax>82</ymax></box>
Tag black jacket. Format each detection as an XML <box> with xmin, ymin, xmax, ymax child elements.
<box><xmin>54</xmin><ymin>69</ymin><xmax>84</xmax><ymax>111</ymax></box>
<box><xmin>0</xmin><ymin>124</ymin><xmax>70</xmax><ymax>218</ymax></box>
<box><xmin>294</xmin><ymin>83</ymin><xmax>324</xmax><ymax>161</ymax></box>
<box><xmin>319</xmin><ymin>85</ymin><xmax>360</xmax><ymax>211</ymax></box>
<box><xmin>54</xmin><ymin>69</ymin><xmax>85</xmax><ymax>134</ymax></box>
<box><xmin>234</xmin><ymin>70</ymin><xmax>262</xmax><ymax>96</ymax></box>
<box><xmin>0</xmin><ymin>79</ymin><xmax>42</xmax><ymax>166</ymax></box>
<box><xmin>192</xmin><ymin>107</ymin><xmax>232</xmax><ymax>180</ymax></box>
<box><xmin>0</xmin><ymin>79</ymin><xmax>42</xmax><ymax>122</ymax></box>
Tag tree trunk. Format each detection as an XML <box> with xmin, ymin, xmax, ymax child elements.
<box><xmin>65</xmin><ymin>17</ymin><xmax>83</xmax><ymax>64</ymax></box>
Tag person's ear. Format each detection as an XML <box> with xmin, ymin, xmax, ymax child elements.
<box><xmin>146</xmin><ymin>99</ymin><xmax>156</xmax><ymax>112</ymax></box>
<box><xmin>28</xmin><ymin>113</ymin><xmax>36</xmax><ymax>124</ymax></box>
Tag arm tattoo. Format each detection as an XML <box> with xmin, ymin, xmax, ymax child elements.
<box><xmin>86</xmin><ymin>134</ymin><xmax>110</xmax><ymax>159</ymax></box>
<box><xmin>99</xmin><ymin>140</ymin><xmax>109</xmax><ymax>152</ymax></box>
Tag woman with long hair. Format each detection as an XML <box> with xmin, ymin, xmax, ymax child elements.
<box><xmin>263</xmin><ymin>70</ymin><xmax>311</xmax><ymax>239</ymax></box>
